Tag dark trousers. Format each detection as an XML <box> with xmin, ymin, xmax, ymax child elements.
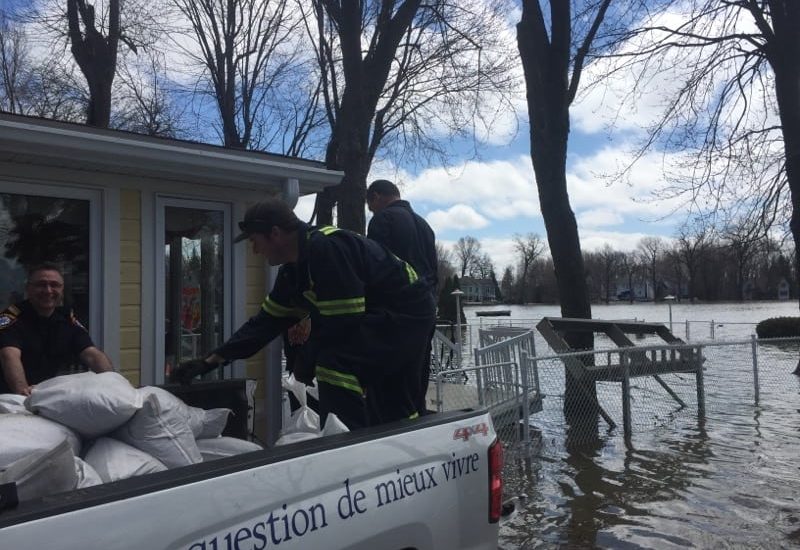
<box><xmin>417</xmin><ymin>325</ymin><xmax>436</xmax><ymax>414</ymax></box>
<box><xmin>316</xmin><ymin>309</ymin><xmax>435</xmax><ymax>430</ymax></box>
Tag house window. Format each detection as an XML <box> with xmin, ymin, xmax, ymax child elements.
<box><xmin>0</xmin><ymin>192</ymin><xmax>92</xmax><ymax>328</ymax></box>
<box><xmin>156</xmin><ymin>199</ymin><xmax>231</xmax><ymax>380</ymax></box>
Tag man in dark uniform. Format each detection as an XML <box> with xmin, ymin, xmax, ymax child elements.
<box><xmin>0</xmin><ymin>263</ymin><xmax>114</xmax><ymax>395</ymax></box>
<box><xmin>367</xmin><ymin>179</ymin><xmax>438</xmax><ymax>413</ymax></box>
<box><xmin>171</xmin><ymin>198</ymin><xmax>436</xmax><ymax>429</ymax></box>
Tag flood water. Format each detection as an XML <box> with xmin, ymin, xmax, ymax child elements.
<box><xmin>464</xmin><ymin>302</ymin><xmax>800</xmax><ymax>549</ymax></box>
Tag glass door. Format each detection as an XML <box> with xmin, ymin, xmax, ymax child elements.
<box><xmin>155</xmin><ymin>198</ymin><xmax>231</xmax><ymax>382</ymax></box>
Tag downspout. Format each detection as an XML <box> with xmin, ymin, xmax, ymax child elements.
<box><xmin>263</xmin><ymin>179</ymin><xmax>301</xmax><ymax>446</ymax></box>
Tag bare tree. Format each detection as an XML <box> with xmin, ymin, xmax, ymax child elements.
<box><xmin>516</xmin><ymin>0</ymin><xmax>632</xmax><ymax>341</ymax></box>
<box><xmin>664</xmin><ymin>245</ymin><xmax>684</xmax><ymax>302</ymax></box>
<box><xmin>435</xmin><ymin>241</ymin><xmax>455</xmax><ymax>298</ymax></box>
<box><xmin>500</xmin><ymin>266</ymin><xmax>514</xmax><ymax>303</ymax></box>
<box><xmin>0</xmin><ymin>12</ymin><xmax>27</xmax><ymax>113</ymax></box>
<box><xmin>675</xmin><ymin>221</ymin><xmax>710</xmax><ymax>303</ymax></box>
<box><xmin>306</xmin><ymin>0</ymin><xmax>518</xmax><ymax>232</ymax></box>
<box><xmin>514</xmin><ymin>232</ymin><xmax>545</xmax><ymax>303</ymax></box>
<box><xmin>0</xmin><ymin>12</ymin><xmax>86</xmax><ymax>120</ymax></box>
<box><xmin>66</xmin><ymin>0</ymin><xmax>137</xmax><ymax>127</ymax></box>
<box><xmin>618</xmin><ymin>251</ymin><xmax>639</xmax><ymax>303</ymax></box>
<box><xmin>722</xmin><ymin>218</ymin><xmax>764</xmax><ymax>301</ymax></box>
<box><xmin>114</xmin><ymin>49</ymin><xmax>185</xmax><ymax>137</ymax></box>
<box><xmin>517</xmin><ymin>0</ymin><xmax>646</xmax><ymax>413</ymax></box>
<box><xmin>453</xmin><ymin>236</ymin><xmax>481</xmax><ymax>277</ymax></box>
<box><xmin>637</xmin><ymin>236</ymin><xmax>665</xmax><ymax>301</ymax></box>
<box><xmin>172</xmin><ymin>0</ymin><xmax>312</xmax><ymax>150</ymax></box>
<box><xmin>597</xmin><ymin>244</ymin><xmax>623</xmax><ymax>304</ymax></box>
<box><xmin>470</xmin><ymin>252</ymin><xmax>495</xmax><ymax>280</ymax></box>
<box><xmin>607</xmin><ymin>2</ymin><xmax>800</xmax><ymax>303</ymax></box>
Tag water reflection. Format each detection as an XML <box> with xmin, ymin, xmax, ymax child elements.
<box><xmin>501</xmin><ymin>399</ymin><xmax>800</xmax><ymax>549</ymax></box>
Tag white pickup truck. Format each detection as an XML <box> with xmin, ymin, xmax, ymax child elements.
<box><xmin>0</xmin><ymin>408</ymin><xmax>503</xmax><ymax>550</ymax></box>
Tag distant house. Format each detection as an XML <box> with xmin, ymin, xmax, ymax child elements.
<box><xmin>778</xmin><ymin>278</ymin><xmax>790</xmax><ymax>300</ymax></box>
<box><xmin>460</xmin><ymin>277</ymin><xmax>496</xmax><ymax>303</ymax></box>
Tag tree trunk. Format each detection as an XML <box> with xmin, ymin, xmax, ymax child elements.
<box><xmin>518</xmin><ymin>4</ymin><xmax>595</xmax><ymax>416</ymax></box>
<box><xmin>67</xmin><ymin>0</ymin><xmax>120</xmax><ymax>129</ymax></box>
<box><xmin>767</xmin><ymin>1</ymin><xmax>800</xmax><ymax>370</ymax></box>
<box><xmin>86</xmin><ymin>76</ymin><xmax>113</xmax><ymax>128</ymax></box>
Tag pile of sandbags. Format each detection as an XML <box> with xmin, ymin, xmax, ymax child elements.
<box><xmin>0</xmin><ymin>372</ymin><xmax>262</xmax><ymax>505</ymax></box>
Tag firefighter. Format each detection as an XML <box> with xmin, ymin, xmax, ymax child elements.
<box><xmin>0</xmin><ymin>263</ymin><xmax>114</xmax><ymax>395</ymax></box>
<box><xmin>170</xmin><ymin>198</ymin><xmax>436</xmax><ymax>430</ymax></box>
<box><xmin>366</xmin><ymin>179</ymin><xmax>438</xmax><ymax>413</ymax></box>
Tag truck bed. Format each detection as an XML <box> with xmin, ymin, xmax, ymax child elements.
<box><xmin>0</xmin><ymin>409</ymin><xmax>499</xmax><ymax>550</ymax></box>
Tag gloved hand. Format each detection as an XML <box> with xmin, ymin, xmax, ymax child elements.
<box><xmin>169</xmin><ymin>358</ymin><xmax>215</xmax><ymax>385</ymax></box>
<box><xmin>292</xmin><ymin>345</ymin><xmax>317</xmax><ymax>385</ymax></box>
<box><xmin>288</xmin><ymin>317</ymin><xmax>311</xmax><ymax>346</ymax></box>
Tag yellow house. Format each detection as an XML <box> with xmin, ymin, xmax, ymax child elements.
<box><xmin>0</xmin><ymin>112</ymin><xmax>342</xmax><ymax>441</ymax></box>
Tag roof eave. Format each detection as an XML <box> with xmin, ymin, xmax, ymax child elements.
<box><xmin>0</xmin><ymin>118</ymin><xmax>342</xmax><ymax>194</ymax></box>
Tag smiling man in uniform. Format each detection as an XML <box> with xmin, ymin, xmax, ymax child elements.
<box><xmin>0</xmin><ymin>263</ymin><xmax>114</xmax><ymax>395</ymax></box>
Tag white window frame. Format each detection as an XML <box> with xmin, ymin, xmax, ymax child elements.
<box><xmin>152</xmin><ymin>196</ymin><xmax>233</xmax><ymax>384</ymax></box>
<box><xmin>0</xmin><ymin>180</ymin><xmax>110</xmax><ymax>349</ymax></box>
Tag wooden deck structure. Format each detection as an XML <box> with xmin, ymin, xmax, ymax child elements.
<box><xmin>536</xmin><ymin>317</ymin><xmax>705</xmax><ymax>438</ymax></box>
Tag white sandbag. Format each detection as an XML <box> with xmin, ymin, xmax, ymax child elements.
<box><xmin>282</xmin><ymin>406</ymin><xmax>320</xmax><ymax>435</ymax></box>
<box><xmin>196</xmin><ymin>437</ymin><xmax>263</xmax><ymax>462</ymax></box>
<box><xmin>275</xmin><ymin>431</ymin><xmax>320</xmax><ymax>446</ymax></box>
<box><xmin>113</xmin><ymin>394</ymin><xmax>202</xmax><ymax>468</ymax></box>
<box><xmin>74</xmin><ymin>457</ymin><xmax>103</xmax><ymax>488</ymax></box>
<box><xmin>0</xmin><ymin>439</ymin><xmax>76</xmax><ymax>503</ymax></box>
<box><xmin>321</xmin><ymin>413</ymin><xmax>350</xmax><ymax>436</ymax></box>
<box><xmin>280</xmin><ymin>374</ymin><xmax>319</xmax><ymax>435</ymax></box>
<box><xmin>82</xmin><ymin>437</ymin><xmax>166</xmax><ymax>483</ymax></box>
<box><xmin>138</xmin><ymin>387</ymin><xmax>231</xmax><ymax>439</ymax></box>
<box><xmin>198</xmin><ymin>408</ymin><xmax>232</xmax><ymax>439</ymax></box>
<box><xmin>0</xmin><ymin>393</ymin><xmax>29</xmax><ymax>414</ymax></box>
<box><xmin>0</xmin><ymin>414</ymin><xmax>81</xmax><ymax>466</ymax></box>
<box><xmin>25</xmin><ymin>372</ymin><xmax>142</xmax><ymax>438</ymax></box>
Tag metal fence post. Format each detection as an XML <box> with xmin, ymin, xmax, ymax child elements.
<box><xmin>751</xmin><ymin>334</ymin><xmax>760</xmax><ymax>404</ymax></box>
<box><xmin>621</xmin><ymin>350</ymin><xmax>632</xmax><ymax>441</ymax></box>
<box><xmin>436</xmin><ymin>371</ymin><xmax>443</xmax><ymax>412</ymax></box>
<box><xmin>475</xmin><ymin>348</ymin><xmax>484</xmax><ymax>407</ymax></box>
<box><xmin>696</xmin><ymin>345</ymin><xmax>705</xmax><ymax>417</ymax></box>
<box><xmin>711</xmin><ymin>319</ymin><xmax>715</xmax><ymax>340</ymax></box>
<box><xmin>685</xmin><ymin>319</ymin><xmax>690</xmax><ymax>341</ymax></box>
<box><xmin>520</xmin><ymin>351</ymin><xmax>531</xmax><ymax>447</ymax></box>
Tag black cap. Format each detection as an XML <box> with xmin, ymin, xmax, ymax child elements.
<box><xmin>234</xmin><ymin>199</ymin><xmax>300</xmax><ymax>243</ymax></box>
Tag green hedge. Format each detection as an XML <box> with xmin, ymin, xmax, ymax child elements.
<box><xmin>755</xmin><ymin>317</ymin><xmax>800</xmax><ymax>338</ymax></box>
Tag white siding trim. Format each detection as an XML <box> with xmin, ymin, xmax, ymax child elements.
<box><xmin>102</xmin><ymin>187</ymin><xmax>121</xmax><ymax>368</ymax></box>
<box><xmin>140</xmin><ymin>190</ymin><xmax>156</xmax><ymax>386</ymax></box>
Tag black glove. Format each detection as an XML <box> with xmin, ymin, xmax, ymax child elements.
<box><xmin>169</xmin><ymin>358</ymin><xmax>216</xmax><ymax>385</ymax></box>
<box><xmin>292</xmin><ymin>343</ymin><xmax>318</xmax><ymax>385</ymax></box>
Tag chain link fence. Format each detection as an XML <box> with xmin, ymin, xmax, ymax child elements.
<box><xmin>462</xmin><ymin>316</ymin><xmax>761</xmax><ymax>350</ymax></box>
<box><xmin>431</xmin><ymin>331</ymin><xmax>800</xmax><ymax>449</ymax></box>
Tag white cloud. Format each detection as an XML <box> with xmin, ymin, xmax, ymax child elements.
<box><xmin>581</xmin><ymin>230</ymin><xmax>659</xmax><ymax>253</ymax></box>
<box><xmin>578</xmin><ymin>209</ymin><xmax>625</xmax><ymax>228</ymax></box>
<box><xmin>393</xmin><ymin>156</ymin><xmax>541</xmax><ymax>221</ymax></box>
<box><xmin>426</xmin><ymin>205</ymin><xmax>489</xmax><ymax>233</ymax></box>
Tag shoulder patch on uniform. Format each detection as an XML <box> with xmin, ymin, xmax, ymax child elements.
<box><xmin>0</xmin><ymin>314</ymin><xmax>16</xmax><ymax>330</ymax></box>
<box><xmin>69</xmin><ymin>311</ymin><xmax>88</xmax><ymax>332</ymax></box>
